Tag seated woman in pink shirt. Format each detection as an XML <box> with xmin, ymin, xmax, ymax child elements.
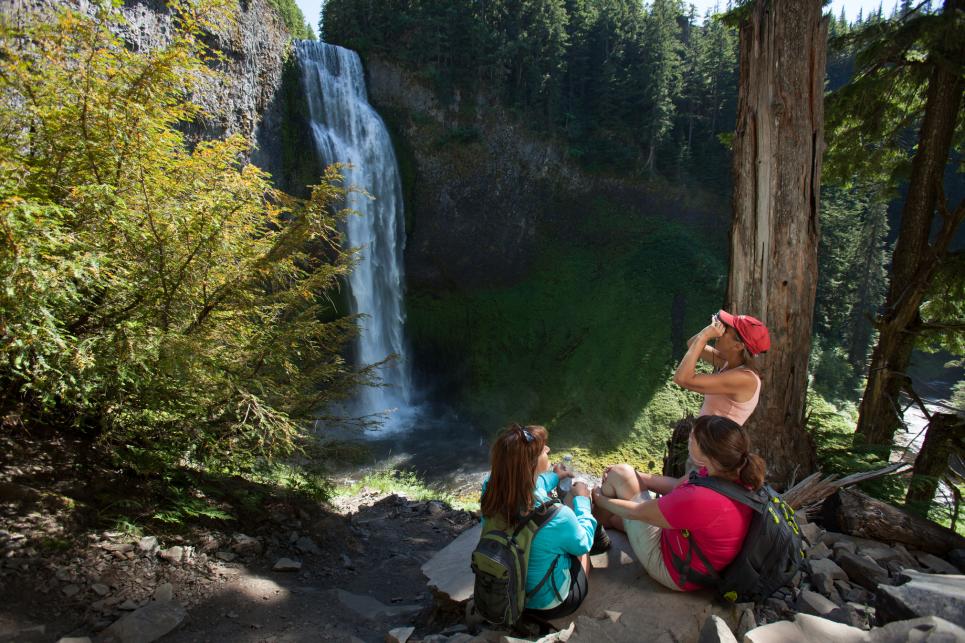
<box><xmin>673</xmin><ymin>310</ymin><xmax>770</xmax><ymax>426</ymax></box>
<box><xmin>590</xmin><ymin>415</ymin><xmax>765</xmax><ymax>591</ymax></box>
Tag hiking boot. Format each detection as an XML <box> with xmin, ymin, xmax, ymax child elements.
<box><xmin>590</xmin><ymin>523</ymin><xmax>611</xmax><ymax>555</ymax></box>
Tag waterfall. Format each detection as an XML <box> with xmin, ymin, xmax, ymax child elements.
<box><xmin>297</xmin><ymin>41</ymin><xmax>413</xmax><ymax>431</ymax></box>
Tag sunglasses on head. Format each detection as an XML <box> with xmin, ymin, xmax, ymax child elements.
<box><xmin>514</xmin><ymin>424</ymin><xmax>535</xmax><ymax>443</ymax></box>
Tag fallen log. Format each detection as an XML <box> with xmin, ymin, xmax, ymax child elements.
<box><xmin>821</xmin><ymin>487</ymin><xmax>965</xmax><ymax>556</ymax></box>
<box><xmin>782</xmin><ymin>462</ymin><xmax>908</xmax><ymax>512</ymax></box>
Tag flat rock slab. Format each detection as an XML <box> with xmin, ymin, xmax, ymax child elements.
<box><xmin>331</xmin><ymin>589</ymin><xmax>421</xmax><ymax>621</ymax></box>
<box><xmin>421</xmin><ymin>523</ymin><xmax>481</xmax><ymax>602</ymax></box>
<box><xmin>744</xmin><ymin>613</ymin><xmax>868</xmax><ymax>643</ymax></box>
<box><xmin>876</xmin><ymin>570</ymin><xmax>965</xmax><ymax>627</ymax></box>
<box><xmin>96</xmin><ymin>600</ymin><xmax>186</xmax><ymax>643</ymax></box>
<box><xmin>553</xmin><ymin>532</ymin><xmax>740</xmax><ymax>643</ymax></box>
<box><xmin>423</xmin><ymin>527</ymin><xmax>738</xmax><ymax>643</ymax></box>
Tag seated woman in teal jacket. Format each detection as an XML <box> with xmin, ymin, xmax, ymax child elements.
<box><xmin>480</xmin><ymin>423</ymin><xmax>596</xmax><ymax>618</ymax></box>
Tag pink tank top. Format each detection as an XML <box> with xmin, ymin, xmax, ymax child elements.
<box><xmin>698</xmin><ymin>367</ymin><xmax>761</xmax><ymax>426</ymax></box>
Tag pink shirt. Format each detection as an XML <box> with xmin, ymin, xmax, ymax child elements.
<box><xmin>698</xmin><ymin>367</ymin><xmax>760</xmax><ymax>425</ymax></box>
<box><xmin>657</xmin><ymin>469</ymin><xmax>753</xmax><ymax>590</ymax></box>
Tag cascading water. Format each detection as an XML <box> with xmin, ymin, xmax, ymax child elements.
<box><xmin>297</xmin><ymin>41</ymin><xmax>413</xmax><ymax>431</ymax></box>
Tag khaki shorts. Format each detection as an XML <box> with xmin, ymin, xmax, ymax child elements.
<box><xmin>624</xmin><ymin>491</ymin><xmax>682</xmax><ymax>592</ymax></box>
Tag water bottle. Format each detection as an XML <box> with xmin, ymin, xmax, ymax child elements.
<box><xmin>559</xmin><ymin>454</ymin><xmax>574</xmax><ymax>494</ymax></box>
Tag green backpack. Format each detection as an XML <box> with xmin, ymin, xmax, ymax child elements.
<box><xmin>470</xmin><ymin>499</ymin><xmax>562</xmax><ymax>626</ymax></box>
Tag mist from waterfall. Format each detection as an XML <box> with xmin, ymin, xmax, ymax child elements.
<box><xmin>297</xmin><ymin>41</ymin><xmax>413</xmax><ymax>432</ymax></box>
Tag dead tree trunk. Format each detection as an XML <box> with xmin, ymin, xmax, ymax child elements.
<box><xmin>854</xmin><ymin>0</ymin><xmax>965</xmax><ymax>447</ymax></box>
<box><xmin>727</xmin><ymin>0</ymin><xmax>826</xmax><ymax>484</ymax></box>
<box><xmin>905</xmin><ymin>412</ymin><xmax>965</xmax><ymax>515</ymax></box>
<box><xmin>822</xmin><ymin>487</ymin><xmax>965</xmax><ymax>555</ymax></box>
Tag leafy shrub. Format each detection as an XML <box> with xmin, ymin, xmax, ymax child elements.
<box><xmin>0</xmin><ymin>0</ymin><xmax>363</xmax><ymax>474</ymax></box>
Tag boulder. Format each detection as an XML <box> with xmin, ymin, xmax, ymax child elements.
<box><xmin>837</xmin><ymin>551</ymin><xmax>889</xmax><ymax>591</ymax></box>
<box><xmin>810</xmin><ymin>557</ymin><xmax>849</xmax><ymax>581</ymax></box>
<box><xmin>856</xmin><ymin>546</ymin><xmax>903</xmax><ymax>567</ymax></box>
<box><xmin>422</xmin><ymin>523</ymin><xmax>481</xmax><ymax>603</ymax></box>
<box><xmin>913</xmin><ymin>552</ymin><xmax>960</xmax><ymax>575</ymax></box>
<box><xmin>735</xmin><ymin>606</ymin><xmax>756</xmax><ymax>640</ymax></box>
<box><xmin>834</xmin><ymin>540</ymin><xmax>858</xmax><ymax>557</ymax></box>
<box><xmin>230</xmin><ymin>533</ymin><xmax>262</xmax><ymax>556</ymax></box>
<box><xmin>744</xmin><ymin>613</ymin><xmax>868</xmax><ymax>643</ymax></box>
<box><xmin>800</xmin><ymin>522</ymin><xmax>824</xmax><ymax>546</ymax></box>
<box><xmin>947</xmin><ymin>549</ymin><xmax>965</xmax><ymax>573</ymax></box>
<box><xmin>158</xmin><ymin>547</ymin><xmax>183</xmax><ymax>564</ymax></box>
<box><xmin>794</xmin><ymin>590</ymin><xmax>838</xmax><ymax>618</ymax></box>
<box><xmin>137</xmin><ymin>537</ymin><xmax>158</xmax><ymax>556</ymax></box>
<box><xmin>812</xmin><ymin>571</ymin><xmax>835</xmax><ymax>597</ymax></box>
<box><xmin>385</xmin><ymin>626</ymin><xmax>415</xmax><ymax>643</ymax></box>
<box><xmin>295</xmin><ymin>536</ymin><xmax>321</xmax><ymax>555</ymax></box>
<box><xmin>875</xmin><ymin>570</ymin><xmax>965</xmax><ymax>627</ymax></box>
<box><xmin>808</xmin><ymin>542</ymin><xmax>832</xmax><ymax>560</ymax></box>
<box><xmin>272</xmin><ymin>558</ymin><xmax>302</xmax><ymax>572</ymax></box>
<box><xmin>698</xmin><ymin>615</ymin><xmax>737</xmax><ymax>643</ymax></box>
<box><xmin>868</xmin><ymin>615</ymin><xmax>965</xmax><ymax>642</ymax></box>
<box><xmin>97</xmin><ymin>600</ymin><xmax>186</xmax><ymax>643</ymax></box>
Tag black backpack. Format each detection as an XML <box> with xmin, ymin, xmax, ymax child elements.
<box><xmin>470</xmin><ymin>499</ymin><xmax>562</xmax><ymax>626</ymax></box>
<box><xmin>669</xmin><ymin>472</ymin><xmax>806</xmax><ymax>603</ymax></box>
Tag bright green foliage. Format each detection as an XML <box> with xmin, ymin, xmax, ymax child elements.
<box><xmin>812</xmin><ymin>186</ymin><xmax>890</xmax><ymax>402</ymax></box>
<box><xmin>824</xmin><ymin>6</ymin><xmax>961</xmax><ymax>192</ymax></box>
<box><xmin>266</xmin><ymin>0</ymin><xmax>316</xmax><ymax>39</ymax></box>
<box><xmin>0</xmin><ymin>1</ymin><xmax>361</xmax><ymax>474</ymax></box>
<box><xmin>322</xmin><ymin>0</ymin><xmax>738</xmax><ymax>184</ymax></box>
<box><xmin>919</xmin><ymin>252</ymin><xmax>965</xmax><ymax>356</ymax></box>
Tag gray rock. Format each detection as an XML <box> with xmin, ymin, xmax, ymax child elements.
<box><xmin>118</xmin><ymin>600</ymin><xmax>139</xmax><ymax>611</ymax></box>
<box><xmin>214</xmin><ymin>551</ymin><xmax>236</xmax><ymax>562</ymax></box>
<box><xmin>91</xmin><ymin>583</ymin><xmax>110</xmax><ymax>597</ymax></box>
<box><xmin>294</xmin><ymin>536</ymin><xmax>321</xmax><ymax>555</ymax></box>
<box><xmin>698</xmin><ymin>615</ymin><xmax>738</xmax><ymax>643</ymax></box>
<box><xmin>808</xmin><ymin>542</ymin><xmax>832</xmax><ymax>560</ymax></box>
<box><xmin>745</xmin><ymin>613</ymin><xmax>868</xmax><ymax>642</ymax></box>
<box><xmin>947</xmin><ymin>549</ymin><xmax>965</xmax><ymax>573</ymax></box>
<box><xmin>137</xmin><ymin>537</ymin><xmax>158</xmax><ymax>556</ymax></box>
<box><xmin>914</xmin><ymin>552</ymin><xmax>960</xmax><ymax>575</ymax></box>
<box><xmin>890</xmin><ymin>544</ymin><xmax>921</xmax><ymax>571</ymax></box>
<box><xmin>736</xmin><ymin>606</ymin><xmax>757</xmax><ymax>640</ymax></box>
<box><xmin>272</xmin><ymin>558</ymin><xmax>302</xmax><ymax>572</ymax></box>
<box><xmin>812</xmin><ymin>571</ymin><xmax>835</xmax><ymax>597</ymax></box>
<box><xmin>603</xmin><ymin>610</ymin><xmax>622</xmax><ymax>623</ymax></box>
<box><xmin>834</xmin><ymin>540</ymin><xmax>858</xmax><ymax>557</ymax></box>
<box><xmin>333</xmin><ymin>589</ymin><xmax>421</xmax><ymax>621</ymax></box>
<box><xmin>857</xmin><ymin>546</ymin><xmax>903</xmax><ymax>567</ymax></box>
<box><xmin>57</xmin><ymin>638</ymin><xmax>92</xmax><ymax>643</ymax></box>
<box><xmin>385</xmin><ymin>626</ymin><xmax>415</xmax><ymax>643</ymax></box>
<box><xmin>869</xmin><ymin>615</ymin><xmax>965</xmax><ymax>642</ymax></box>
<box><xmin>427</xmin><ymin>500</ymin><xmax>447</xmax><ymax>517</ymax></box>
<box><xmin>230</xmin><ymin>533</ymin><xmax>262</xmax><ymax>555</ymax></box>
<box><xmin>845</xmin><ymin>602</ymin><xmax>874</xmax><ymax>630</ymax></box>
<box><xmin>794</xmin><ymin>589</ymin><xmax>839</xmax><ymax>618</ymax></box>
<box><xmin>153</xmin><ymin>582</ymin><xmax>173</xmax><ymax>602</ymax></box>
<box><xmin>98</xmin><ymin>600</ymin><xmax>186</xmax><ymax>643</ymax></box>
<box><xmin>158</xmin><ymin>546</ymin><xmax>183</xmax><ymax>564</ymax></box>
<box><xmin>422</xmin><ymin>523</ymin><xmax>481</xmax><ymax>602</ymax></box>
<box><xmin>876</xmin><ymin>570</ymin><xmax>965</xmax><ymax>627</ymax></box>
<box><xmin>63</xmin><ymin>584</ymin><xmax>80</xmax><ymax>597</ymax></box>
<box><xmin>810</xmin><ymin>557</ymin><xmax>849</xmax><ymax>581</ymax></box>
<box><xmin>800</xmin><ymin>522</ymin><xmax>823</xmax><ymax>547</ymax></box>
<box><xmin>837</xmin><ymin>551</ymin><xmax>889</xmax><ymax>591</ymax></box>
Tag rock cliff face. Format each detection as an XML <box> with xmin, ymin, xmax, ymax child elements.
<box><xmin>1</xmin><ymin>0</ymin><xmax>291</xmax><ymax>145</ymax></box>
<box><xmin>363</xmin><ymin>57</ymin><xmax>720</xmax><ymax>291</ymax></box>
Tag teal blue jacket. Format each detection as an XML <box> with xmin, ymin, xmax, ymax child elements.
<box><xmin>481</xmin><ymin>471</ymin><xmax>597</xmax><ymax>610</ymax></box>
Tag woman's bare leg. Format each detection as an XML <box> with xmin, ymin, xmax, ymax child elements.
<box><xmin>592</xmin><ymin>464</ymin><xmax>643</xmax><ymax>533</ymax></box>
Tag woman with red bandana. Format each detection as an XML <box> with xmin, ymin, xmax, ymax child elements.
<box><xmin>672</xmin><ymin>310</ymin><xmax>771</xmax><ymax>427</ymax></box>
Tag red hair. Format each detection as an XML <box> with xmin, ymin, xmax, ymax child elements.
<box><xmin>481</xmin><ymin>423</ymin><xmax>547</xmax><ymax>526</ymax></box>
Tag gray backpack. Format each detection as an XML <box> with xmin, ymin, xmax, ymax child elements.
<box><xmin>470</xmin><ymin>499</ymin><xmax>562</xmax><ymax>625</ymax></box>
<box><xmin>669</xmin><ymin>473</ymin><xmax>806</xmax><ymax>602</ymax></box>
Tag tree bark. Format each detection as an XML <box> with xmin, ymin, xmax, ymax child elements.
<box><xmin>822</xmin><ymin>487</ymin><xmax>965</xmax><ymax>555</ymax></box>
<box><xmin>726</xmin><ymin>0</ymin><xmax>827</xmax><ymax>484</ymax></box>
<box><xmin>854</xmin><ymin>0</ymin><xmax>965</xmax><ymax>447</ymax></box>
<box><xmin>905</xmin><ymin>412</ymin><xmax>965</xmax><ymax>515</ymax></box>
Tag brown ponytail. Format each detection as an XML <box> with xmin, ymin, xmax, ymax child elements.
<box><xmin>692</xmin><ymin>415</ymin><xmax>766</xmax><ymax>490</ymax></box>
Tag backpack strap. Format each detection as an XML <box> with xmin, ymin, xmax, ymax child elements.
<box><xmin>514</xmin><ymin>499</ymin><xmax>564</xmax><ymax>603</ymax></box>
<box><xmin>669</xmin><ymin>473</ymin><xmax>762</xmax><ymax>589</ymax></box>
<box><xmin>686</xmin><ymin>471</ymin><xmax>764</xmax><ymax>513</ymax></box>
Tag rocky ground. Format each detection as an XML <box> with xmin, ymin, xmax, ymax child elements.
<box><xmin>2</xmin><ymin>425</ymin><xmax>964</xmax><ymax>643</ymax></box>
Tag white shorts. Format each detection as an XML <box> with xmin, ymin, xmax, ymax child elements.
<box><xmin>623</xmin><ymin>491</ymin><xmax>682</xmax><ymax>591</ymax></box>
